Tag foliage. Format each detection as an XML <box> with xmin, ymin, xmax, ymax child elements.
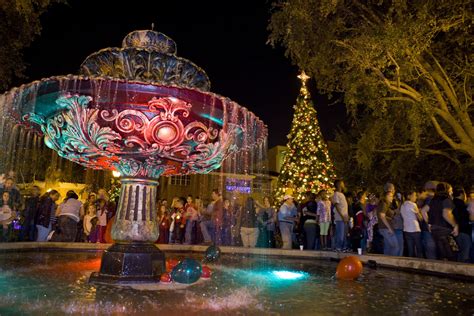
<box><xmin>331</xmin><ymin>121</ymin><xmax>474</xmax><ymax>192</ymax></box>
<box><xmin>0</xmin><ymin>0</ymin><xmax>62</xmax><ymax>91</ymax></box>
<box><xmin>268</xmin><ymin>0</ymin><xmax>474</xmax><ymax>168</ymax></box>
<box><xmin>274</xmin><ymin>73</ymin><xmax>337</xmax><ymax>202</ymax></box>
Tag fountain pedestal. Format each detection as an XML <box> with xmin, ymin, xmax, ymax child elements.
<box><xmin>89</xmin><ymin>178</ymin><xmax>166</xmax><ymax>284</ymax></box>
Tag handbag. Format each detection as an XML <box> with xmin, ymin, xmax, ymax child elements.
<box><xmin>448</xmin><ymin>235</ymin><xmax>459</xmax><ymax>252</ymax></box>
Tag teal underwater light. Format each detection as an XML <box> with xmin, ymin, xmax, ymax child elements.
<box><xmin>271</xmin><ymin>270</ymin><xmax>308</xmax><ymax>280</ymax></box>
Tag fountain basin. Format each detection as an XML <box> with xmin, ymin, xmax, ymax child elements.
<box><xmin>4</xmin><ymin>76</ymin><xmax>266</xmax><ymax>177</ymax></box>
<box><xmin>0</xmin><ymin>244</ymin><xmax>473</xmax><ymax>315</ymax></box>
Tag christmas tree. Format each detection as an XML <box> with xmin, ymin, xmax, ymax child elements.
<box><xmin>274</xmin><ymin>71</ymin><xmax>337</xmax><ymax>202</ymax></box>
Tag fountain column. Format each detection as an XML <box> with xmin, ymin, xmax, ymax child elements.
<box><xmin>90</xmin><ymin>177</ymin><xmax>165</xmax><ymax>284</ymax></box>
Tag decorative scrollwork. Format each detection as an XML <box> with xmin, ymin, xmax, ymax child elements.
<box><xmin>23</xmin><ymin>93</ymin><xmax>240</xmax><ymax>178</ymax></box>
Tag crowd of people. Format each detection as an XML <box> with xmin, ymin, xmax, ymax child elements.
<box><xmin>0</xmin><ymin>174</ymin><xmax>473</xmax><ymax>263</ymax></box>
<box><xmin>0</xmin><ymin>177</ymin><xmax>116</xmax><ymax>243</ymax></box>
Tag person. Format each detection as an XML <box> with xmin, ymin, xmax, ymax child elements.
<box><xmin>172</xmin><ymin>197</ymin><xmax>187</xmax><ymax>244</ymax></box>
<box><xmin>426</xmin><ymin>183</ymin><xmax>458</xmax><ymax>261</ymax></box>
<box><xmin>401</xmin><ymin>190</ymin><xmax>423</xmax><ymax>258</ymax></box>
<box><xmin>51</xmin><ymin>190</ymin><xmax>83</xmax><ymax>242</ymax></box>
<box><xmin>377</xmin><ymin>191</ymin><xmax>400</xmax><ymax>256</ymax></box>
<box><xmin>0</xmin><ymin>191</ymin><xmax>16</xmax><ymax>242</ymax></box>
<box><xmin>384</xmin><ymin>183</ymin><xmax>404</xmax><ymax>256</ymax></box>
<box><xmin>222</xmin><ymin>198</ymin><xmax>233</xmax><ymax>246</ymax></box>
<box><xmin>83</xmin><ymin>204</ymin><xmax>97</xmax><ymax>242</ymax></box>
<box><xmin>419</xmin><ymin>182</ymin><xmax>438</xmax><ymax>259</ymax></box>
<box><xmin>452</xmin><ymin>187</ymin><xmax>472</xmax><ymax>263</ymax></box>
<box><xmin>200</xmin><ymin>197</ymin><xmax>215</xmax><ymax>245</ymax></box>
<box><xmin>278</xmin><ymin>195</ymin><xmax>298</xmax><ymax>249</ymax></box>
<box><xmin>258</xmin><ymin>196</ymin><xmax>276</xmax><ymax>248</ymax></box>
<box><xmin>300</xmin><ymin>192</ymin><xmax>319</xmax><ymax>250</ymax></box>
<box><xmin>316</xmin><ymin>190</ymin><xmax>332</xmax><ymax>250</ymax></box>
<box><xmin>211</xmin><ymin>190</ymin><xmax>224</xmax><ymax>245</ymax></box>
<box><xmin>350</xmin><ymin>190</ymin><xmax>367</xmax><ymax>252</ymax></box>
<box><xmin>332</xmin><ymin>180</ymin><xmax>349</xmax><ymax>252</ymax></box>
<box><xmin>96</xmin><ymin>198</ymin><xmax>108</xmax><ymax>243</ymax></box>
<box><xmin>230</xmin><ymin>195</ymin><xmax>242</xmax><ymax>246</ymax></box>
<box><xmin>240</xmin><ymin>197</ymin><xmax>258</xmax><ymax>248</ymax></box>
<box><xmin>20</xmin><ymin>186</ymin><xmax>41</xmax><ymax>241</ymax></box>
<box><xmin>36</xmin><ymin>190</ymin><xmax>60</xmax><ymax>242</ymax></box>
<box><xmin>169</xmin><ymin>197</ymin><xmax>179</xmax><ymax>243</ymax></box>
<box><xmin>97</xmin><ymin>188</ymin><xmax>116</xmax><ymax>221</ymax></box>
<box><xmin>366</xmin><ymin>193</ymin><xmax>380</xmax><ymax>253</ymax></box>
<box><xmin>184</xmin><ymin>195</ymin><xmax>199</xmax><ymax>245</ymax></box>
<box><xmin>157</xmin><ymin>204</ymin><xmax>170</xmax><ymax>244</ymax></box>
<box><xmin>0</xmin><ymin>178</ymin><xmax>21</xmax><ymax>210</ymax></box>
<box><xmin>256</xmin><ymin>198</ymin><xmax>269</xmax><ymax>248</ymax></box>
<box><xmin>193</xmin><ymin>196</ymin><xmax>204</xmax><ymax>244</ymax></box>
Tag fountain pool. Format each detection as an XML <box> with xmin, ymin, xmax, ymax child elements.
<box><xmin>0</xmin><ymin>250</ymin><xmax>472</xmax><ymax>315</ymax></box>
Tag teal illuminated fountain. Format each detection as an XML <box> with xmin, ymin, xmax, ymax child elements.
<box><xmin>1</xmin><ymin>30</ymin><xmax>267</xmax><ymax>284</ymax></box>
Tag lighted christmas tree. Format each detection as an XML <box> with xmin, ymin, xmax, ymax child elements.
<box><xmin>274</xmin><ymin>71</ymin><xmax>337</xmax><ymax>202</ymax></box>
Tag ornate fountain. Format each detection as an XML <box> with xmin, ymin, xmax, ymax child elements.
<box><xmin>1</xmin><ymin>30</ymin><xmax>267</xmax><ymax>283</ymax></box>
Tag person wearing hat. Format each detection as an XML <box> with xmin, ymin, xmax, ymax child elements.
<box><xmin>278</xmin><ymin>194</ymin><xmax>298</xmax><ymax>249</ymax></box>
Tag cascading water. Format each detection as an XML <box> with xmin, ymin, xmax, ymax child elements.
<box><xmin>0</xmin><ymin>29</ymin><xmax>267</xmax><ymax>283</ymax></box>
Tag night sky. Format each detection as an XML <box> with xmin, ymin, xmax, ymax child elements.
<box><xmin>22</xmin><ymin>0</ymin><xmax>346</xmax><ymax>147</ymax></box>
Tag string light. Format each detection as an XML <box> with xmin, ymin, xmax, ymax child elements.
<box><xmin>274</xmin><ymin>70</ymin><xmax>337</xmax><ymax>202</ymax></box>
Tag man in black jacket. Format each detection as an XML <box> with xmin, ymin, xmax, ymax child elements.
<box><xmin>452</xmin><ymin>188</ymin><xmax>472</xmax><ymax>263</ymax></box>
<box><xmin>36</xmin><ymin>190</ymin><xmax>60</xmax><ymax>241</ymax></box>
<box><xmin>20</xmin><ymin>186</ymin><xmax>41</xmax><ymax>241</ymax></box>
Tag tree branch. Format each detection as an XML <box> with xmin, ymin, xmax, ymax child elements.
<box><xmin>374</xmin><ymin>146</ymin><xmax>460</xmax><ymax>164</ymax></box>
<box><xmin>430</xmin><ymin>115</ymin><xmax>461</xmax><ymax>150</ymax></box>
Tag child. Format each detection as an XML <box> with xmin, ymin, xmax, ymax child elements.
<box><xmin>173</xmin><ymin>198</ymin><xmax>187</xmax><ymax>244</ymax></box>
<box><xmin>96</xmin><ymin>199</ymin><xmax>108</xmax><ymax>243</ymax></box>
<box><xmin>0</xmin><ymin>192</ymin><xmax>15</xmax><ymax>242</ymax></box>
<box><xmin>157</xmin><ymin>205</ymin><xmax>170</xmax><ymax>244</ymax></box>
<box><xmin>317</xmin><ymin>190</ymin><xmax>332</xmax><ymax>250</ymax></box>
<box><xmin>83</xmin><ymin>205</ymin><xmax>97</xmax><ymax>242</ymax></box>
<box><xmin>184</xmin><ymin>196</ymin><xmax>198</xmax><ymax>244</ymax></box>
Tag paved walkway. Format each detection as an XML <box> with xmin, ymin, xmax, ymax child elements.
<box><xmin>1</xmin><ymin>242</ymin><xmax>473</xmax><ymax>279</ymax></box>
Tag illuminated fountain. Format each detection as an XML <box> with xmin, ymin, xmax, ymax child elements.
<box><xmin>1</xmin><ymin>30</ymin><xmax>267</xmax><ymax>284</ymax></box>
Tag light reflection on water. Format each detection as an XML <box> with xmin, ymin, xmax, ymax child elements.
<box><xmin>0</xmin><ymin>251</ymin><xmax>472</xmax><ymax>315</ymax></box>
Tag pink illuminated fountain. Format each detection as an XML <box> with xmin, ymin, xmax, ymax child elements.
<box><xmin>1</xmin><ymin>30</ymin><xmax>267</xmax><ymax>284</ymax></box>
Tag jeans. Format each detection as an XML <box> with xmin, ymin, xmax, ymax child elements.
<box><xmin>279</xmin><ymin>222</ymin><xmax>293</xmax><ymax>249</ymax></box>
<box><xmin>200</xmin><ymin>220</ymin><xmax>215</xmax><ymax>243</ymax></box>
<box><xmin>0</xmin><ymin>224</ymin><xmax>11</xmax><ymax>242</ymax></box>
<box><xmin>394</xmin><ymin>229</ymin><xmax>404</xmax><ymax>256</ymax></box>
<box><xmin>304</xmin><ymin>222</ymin><xmax>317</xmax><ymax>250</ymax></box>
<box><xmin>334</xmin><ymin>221</ymin><xmax>347</xmax><ymax>250</ymax></box>
<box><xmin>184</xmin><ymin>220</ymin><xmax>195</xmax><ymax>244</ymax></box>
<box><xmin>379</xmin><ymin>228</ymin><xmax>400</xmax><ymax>256</ymax></box>
<box><xmin>240</xmin><ymin>227</ymin><xmax>258</xmax><ymax>248</ymax></box>
<box><xmin>360</xmin><ymin>229</ymin><xmax>368</xmax><ymax>252</ymax></box>
<box><xmin>404</xmin><ymin>231</ymin><xmax>423</xmax><ymax>258</ymax></box>
<box><xmin>421</xmin><ymin>230</ymin><xmax>437</xmax><ymax>259</ymax></box>
<box><xmin>19</xmin><ymin>220</ymin><xmax>36</xmax><ymax>241</ymax></box>
<box><xmin>36</xmin><ymin>223</ymin><xmax>52</xmax><ymax>242</ymax></box>
<box><xmin>456</xmin><ymin>232</ymin><xmax>472</xmax><ymax>263</ymax></box>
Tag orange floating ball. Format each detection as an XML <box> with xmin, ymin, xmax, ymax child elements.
<box><xmin>336</xmin><ymin>256</ymin><xmax>363</xmax><ymax>280</ymax></box>
<box><xmin>166</xmin><ymin>258</ymin><xmax>180</xmax><ymax>272</ymax></box>
<box><xmin>201</xmin><ymin>265</ymin><xmax>212</xmax><ymax>278</ymax></box>
<box><xmin>160</xmin><ymin>272</ymin><xmax>172</xmax><ymax>283</ymax></box>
